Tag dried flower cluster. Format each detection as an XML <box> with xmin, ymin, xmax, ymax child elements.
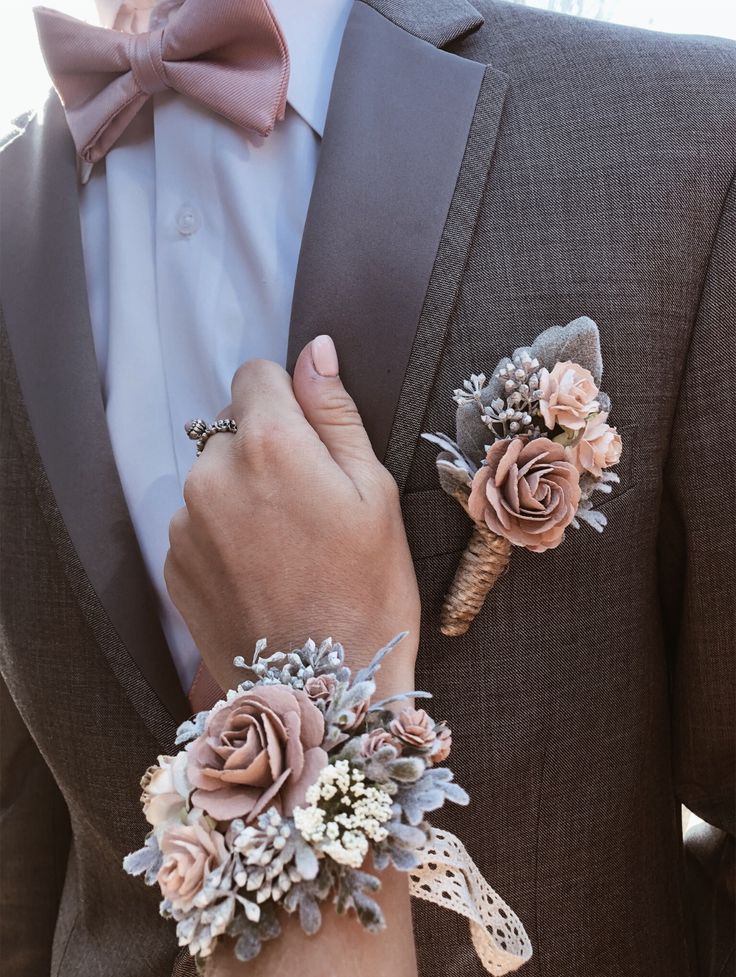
<box><xmin>294</xmin><ymin>761</ymin><xmax>394</xmax><ymax>868</ymax></box>
<box><xmin>124</xmin><ymin>635</ymin><xmax>468</xmax><ymax>971</ymax></box>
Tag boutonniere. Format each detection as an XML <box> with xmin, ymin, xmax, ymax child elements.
<box><xmin>423</xmin><ymin>317</ymin><xmax>623</xmax><ymax>637</ymax></box>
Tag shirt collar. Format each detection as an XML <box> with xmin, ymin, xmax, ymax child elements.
<box><xmin>93</xmin><ymin>0</ymin><xmax>351</xmax><ymax>137</ymax></box>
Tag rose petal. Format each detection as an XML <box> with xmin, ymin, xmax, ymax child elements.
<box><xmin>502</xmin><ymin>463</ymin><xmax>520</xmax><ymax>512</ymax></box>
<box><xmin>246</xmin><ymin>768</ymin><xmax>292</xmax><ymax>823</ymax></box>
<box><xmin>468</xmin><ymin>466</ymin><xmax>492</xmax><ymax>522</ymax></box>
<box><xmin>219</xmin><ymin>748</ymin><xmax>272</xmax><ymax>786</ymax></box>
<box><xmin>223</xmin><ymin>726</ymin><xmax>263</xmax><ymax>771</ymax></box>
<box><xmin>260</xmin><ymin>711</ymin><xmax>286</xmax><ymax>781</ymax></box>
<box><xmin>494</xmin><ymin>437</ymin><xmax>523</xmax><ymax>486</ymax></box>
<box><xmin>518</xmin><ymin>476</ymin><xmax>544</xmax><ymax>512</ymax></box>
<box><xmin>281</xmin><ymin>747</ymin><xmax>328</xmax><ymax>815</ymax></box>
<box><xmin>294</xmin><ymin>692</ymin><xmax>327</xmax><ymax>750</ymax></box>
<box><xmin>283</xmin><ymin>709</ymin><xmax>305</xmax><ymax>781</ymax></box>
<box><xmin>191</xmin><ymin>784</ymin><xmax>262</xmax><ymax>821</ymax></box>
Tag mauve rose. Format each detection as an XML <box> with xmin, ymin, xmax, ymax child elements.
<box><xmin>565</xmin><ymin>413</ymin><xmax>622</xmax><ymax>478</ymax></box>
<box><xmin>360</xmin><ymin>728</ymin><xmax>399</xmax><ymax>757</ymax></box>
<box><xmin>157</xmin><ymin>819</ymin><xmax>228</xmax><ymax>914</ymax></box>
<box><xmin>303</xmin><ymin>674</ymin><xmax>337</xmax><ymax>703</ymax></box>
<box><xmin>390</xmin><ymin>708</ymin><xmax>436</xmax><ymax>750</ymax></box>
<box><xmin>538</xmin><ymin>361</ymin><xmax>599</xmax><ymax>431</ymax></box>
<box><xmin>469</xmin><ymin>437</ymin><xmax>581</xmax><ymax>553</ymax></box>
<box><xmin>188</xmin><ymin>685</ymin><xmax>327</xmax><ymax>823</ymax></box>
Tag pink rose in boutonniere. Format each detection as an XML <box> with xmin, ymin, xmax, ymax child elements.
<box><xmin>563</xmin><ymin>412</ymin><xmax>622</xmax><ymax>478</ymax></box>
<box><xmin>423</xmin><ymin>317</ymin><xmax>623</xmax><ymax>637</ymax></box>
<box><xmin>468</xmin><ymin>437</ymin><xmax>581</xmax><ymax>552</ymax></box>
<box><xmin>537</xmin><ymin>360</ymin><xmax>599</xmax><ymax>430</ymax></box>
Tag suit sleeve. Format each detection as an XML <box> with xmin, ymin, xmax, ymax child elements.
<box><xmin>658</xmin><ymin>169</ymin><xmax>736</xmax><ymax>977</ymax></box>
<box><xmin>0</xmin><ymin>671</ymin><xmax>71</xmax><ymax>977</ymax></box>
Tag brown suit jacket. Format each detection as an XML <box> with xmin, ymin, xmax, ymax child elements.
<box><xmin>1</xmin><ymin>0</ymin><xmax>734</xmax><ymax>975</ymax></box>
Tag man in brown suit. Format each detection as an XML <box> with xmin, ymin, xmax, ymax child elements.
<box><xmin>1</xmin><ymin>0</ymin><xmax>734</xmax><ymax>975</ymax></box>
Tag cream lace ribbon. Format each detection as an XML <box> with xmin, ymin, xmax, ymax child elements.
<box><xmin>409</xmin><ymin>828</ymin><xmax>533</xmax><ymax>974</ymax></box>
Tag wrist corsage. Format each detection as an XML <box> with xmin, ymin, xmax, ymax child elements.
<box><xmin>423</xmin><ymin>316</ymin><xmax>623</xmax><ymax>636</ymax></box>
<box><xmin>124</xmin><ymin>634</ymin><xmax>532</xmax><ymax>973</ymax></box>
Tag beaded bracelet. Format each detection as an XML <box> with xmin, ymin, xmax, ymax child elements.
<box><xmin>124</xmin><ymin>634</ymin><xmax>532</xmax><ymax>973</ymax></box>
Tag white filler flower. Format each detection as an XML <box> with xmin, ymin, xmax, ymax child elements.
<box><xmin>294</xmin><ymin>760</ymin><xmax>393</xmax><ymax>868</ymax></box>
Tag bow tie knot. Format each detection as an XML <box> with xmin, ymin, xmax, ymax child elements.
<box><xmin>128</xmin><ymin>28</ymin><xmax>169</xmax><ymax>96</ymax></box>
<box><xmin>34</xmin><ymin>0</ymin><xmax>290</xmax><ymax>166</ymax></box>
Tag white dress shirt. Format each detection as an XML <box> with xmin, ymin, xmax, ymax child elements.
<box><xmin>78</xmin><ymin>0</ymin><xmax>351</xmax><ymax>692</ymax></box>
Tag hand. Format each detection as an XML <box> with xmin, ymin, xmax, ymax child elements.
<box><xmin>164</xmin><ymin>336</ymin><xmax>420</xmax><ymax>694</ymax></box>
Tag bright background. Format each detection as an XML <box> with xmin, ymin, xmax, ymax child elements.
<box><xmin>1</xmin><ymin>0</ymin><xmax>735</xmax><ymax>128</ymax></box>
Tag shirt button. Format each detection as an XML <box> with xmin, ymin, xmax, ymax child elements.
<box><xmin>176</xmin><ymin>205</ymin><xmax>201</xmax><ymax>237</ymax></box>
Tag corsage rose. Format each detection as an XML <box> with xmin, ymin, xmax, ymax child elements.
<box><xmin>157</xmin><ymin>819</ymin><xmax>229</xmax><ymax>914</ymax></box>
<box><xmin>188</xmin><ymin>685</ymin><xmax>327</xmax><ymax>822</ymax></box>
<box><xmin>141</xmin><ymin>752</ymin><xmax>190</xmax><ymax>830</ymax></box>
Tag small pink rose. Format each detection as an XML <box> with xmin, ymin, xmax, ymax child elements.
<box><xmin>360</xmin><ymin>728</ymin><xmax>399</xmax><ymax>758</ymax></box>
<box><xmin>390</xmin><ymin>709</ymin><xmax>436</xmax><ymax>750</ymax></box>
<box><xmin>565</xmin><ymin>413</ymin><xmax>622</xmax><ymax>478</ymax></box>
<box><xmin>538</xmin><ymin>361</ymin><xmax>599</xmax><ymax>431</ymax></box>
<box><xmin>304</xmin><ymin>674</ymin><xmax>337</xmax><ymax>703</ymax></box>
<box><xmin>468</xmin><ymin>437</ymin><xmax>581</xmax><ymax>553</ymax></box>
<box><xmin>157</xmin><ymin>819</ymin><xmax>228</xmax><ymax>914</ymax></box>
<box><xmin>188</xmin><ymin>685</ymin><xmax>327</xmax><ymax>823</ymax></box>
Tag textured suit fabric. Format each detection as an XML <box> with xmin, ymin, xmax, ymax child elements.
<box><xmin>1</xmin><ymin>2</ymin><xmax>734</xmax><ymax>977</ymax></box>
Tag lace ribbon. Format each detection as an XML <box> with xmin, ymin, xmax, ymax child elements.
<box><xmin>410</xmin><ymin>828</ymin><xmax>533</xmax><ymax>974</ymax></box>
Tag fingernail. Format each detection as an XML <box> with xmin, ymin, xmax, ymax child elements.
<box><xmin>311</xmin><ymin>335</ymin><xmax>339</xmax><ymax>377</ymax></box>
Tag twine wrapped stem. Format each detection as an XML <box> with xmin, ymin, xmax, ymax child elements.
<box><xmin>440</xmin><ymin>486</ymin><xmax>512</xmax><ymax>637</ymax></box>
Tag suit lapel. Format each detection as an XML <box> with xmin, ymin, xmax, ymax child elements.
<box><xmin>287</xmin><ymin>0</ymin><xmax>509</xmax><ymax>490</ymax></box>
<box><xmin>0</xmin><ymin>98</ymin><xmax>190</xmax><ymax>737</ymax></box>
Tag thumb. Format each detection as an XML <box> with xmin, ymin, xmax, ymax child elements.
<box><xmin>292</xmin><ymin>335</ymin><xmax>378</xmax><ymax>482</ymax></box>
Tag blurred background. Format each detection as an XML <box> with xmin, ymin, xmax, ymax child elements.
<box><xmin>1</xmin><ymin>0</ymin><xmax>734</xmax><ymax>128</ymax></box>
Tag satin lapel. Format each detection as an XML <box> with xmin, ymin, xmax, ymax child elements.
<box><xmin>287</xmin><ymin>0</ymin><xmax>509</xmax><ymax>491</ymax></box>
<box><xmin>0</xmin><ymin>98</ymin><xmax>190</xmax><ymax>737</ymax></box>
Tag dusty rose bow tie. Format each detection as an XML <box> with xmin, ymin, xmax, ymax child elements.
<box><xmin>33</xmin><ymin>0</ymin><xmax>290</xmax><ymax>165</ymax></box>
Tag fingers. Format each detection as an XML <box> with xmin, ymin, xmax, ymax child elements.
<box><xmin>291</xmin><ymin>336</ymin><xmax>380</xmax><ymax>486</ymax></box>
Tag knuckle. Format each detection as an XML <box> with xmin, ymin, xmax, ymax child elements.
<box><xmin>379</xmin><ymin>470</ymin><xmax>400</xmax><ymax>505</ymax></box>
<box><xmin>366</xmin><ymin>464</ymin><xmax>399</xmax><ymax>503</ymax></box>
<box><xmin>167</xmin><ymin>506</ymin><xmax>189</xmax><ymax>547</ymax></box>
<box><xmin>231</xmin><ymin>358</ymin><xmax>288</xmax><ymax>402</ymax></box>
<box><xmin>241</xmin><ymin>415</ymin><xmax>299</xmax><ymax>461</ymax></box>
<box><xmin>182</xmin><ymin>466</ymin><xmax>216</xmax><ymax>510</ymax></box>
<box><xmin>163</xmin><ymin>549</ymin><xmax>178</xmax><ymax>594</ymax></box>
<box><xmin>163</xmin><ymin>550</ymin><xmax>186</xmax><ymax>609</ymax></box>
<box><xmin>319</xmin><ymin>385</ymin><xmax>361</xmax><ymax>423</ymax></box>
